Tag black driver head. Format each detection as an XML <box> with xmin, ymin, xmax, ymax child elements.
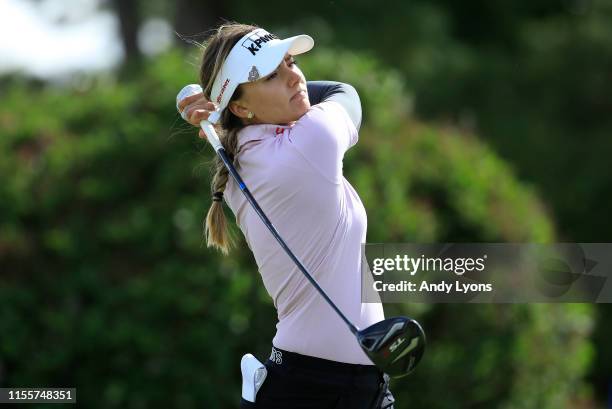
<box><xmin>357</xmin><ymin>316</ymin><xmax>426</xmax><ymax>378</ymax></box>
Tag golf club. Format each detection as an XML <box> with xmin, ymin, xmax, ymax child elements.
<box><xmin>177</xmin><ymin>84</ymin><xmax>426</xmax><ymax>378</ymax></box>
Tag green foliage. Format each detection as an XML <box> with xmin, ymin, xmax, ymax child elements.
<box><xmin>304</xmin><ymin>49</ymin><xmax>593</xmax><ymax>409</ymax></box>
<box><xmin>235</xmin><ymin>0</ymin><xmax>612</xmax><ymax>236</ymax></box>
<box><xmin>300</xmin><ymin>49</ymin><xmax>554</xmax><ymax>243</ymax></box>
<box><xmin>0</xmin><ymin>48</ymin><xmax>593</xmax><ymax>408</ymax></box>
<box><xmin>230</xmin><ymin>3</ymin><xmax>612</xmax><ymax>404</ymax></box>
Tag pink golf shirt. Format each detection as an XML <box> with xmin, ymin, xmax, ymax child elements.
<box><xmin>224</xmin><ymin>101</ymin><xmax>384</xmax><ymax>365</ymax></box>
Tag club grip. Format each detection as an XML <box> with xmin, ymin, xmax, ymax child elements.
<box><xmin>200</xmin><ymin>120</ymin><xmax>224</xmax><ymax>152</ymax></box>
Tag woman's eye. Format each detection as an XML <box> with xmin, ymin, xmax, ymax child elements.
<box><xmin>265</xmin><ymin>59</ymin><xmax>297</xmax><ymax>81</ymax></box>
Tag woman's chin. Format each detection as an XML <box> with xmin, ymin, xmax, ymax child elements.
<box><xmin>296</xmin><ymin>100</ymin><xmax>311</xmax><ymax>115</ymax></box>
<box><xmin>280</xmin><ymin>102</ymin><xmax>310</xmax><ymax>124</ymax></box>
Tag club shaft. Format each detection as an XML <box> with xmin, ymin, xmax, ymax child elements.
<box><xmin>216</xmin><ymin>148</ymin><xmax>359</xmax><ymax>335</ymax></box>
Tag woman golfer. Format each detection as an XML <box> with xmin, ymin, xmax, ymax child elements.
<box><xmin>178</xmin><ymin>23</ymin><xmax>395</xmax><ymax>408</ymax></box>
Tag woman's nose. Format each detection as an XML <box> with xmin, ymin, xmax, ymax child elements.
<box><xmin>286</xmin><ymin>65</ymin><xmax>301</xmax><ymax>87</ymax></box>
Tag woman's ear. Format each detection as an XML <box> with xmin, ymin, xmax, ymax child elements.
<box><xmin>228</xmin><ymin>100</ymin><xmax>250</xmax><ymax>119</ymax></box>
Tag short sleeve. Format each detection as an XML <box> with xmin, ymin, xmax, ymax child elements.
<box><xmin>288</xmin><ymin>101</ymin><xmax>359</xmax><ymax>184</ymax></box>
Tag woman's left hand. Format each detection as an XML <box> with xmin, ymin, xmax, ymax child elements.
<box><xmin>177</xmin><ymin>91</ymin><xmax>218</xmax><ymax>140</ymax></box>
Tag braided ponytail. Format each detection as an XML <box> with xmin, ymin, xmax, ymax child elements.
<box><xmin>199</xmin><ymin>23</ymin><xmax>258</xmax><ymax>254</ymax></box>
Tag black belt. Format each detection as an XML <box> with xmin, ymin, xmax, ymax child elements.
<box><xmin>266</xmin><ymin>346</ymin><xmax>383</xmax><ymax>387</ymax></box>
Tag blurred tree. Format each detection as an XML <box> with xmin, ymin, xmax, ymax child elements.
<box><xmin>225</xmin><ymin>0</ymin><xmax>612</xmax><ymax>241</ymax></box>
<box><xmin>215</xmin><ymin>7</ymin><xmax>612</xmax><ymax>403</ymax></box>
<box><xmin>4</xmin><ymin>3</ymin><xmax>607</xmax><ymax>404</ymax></box>
<box><xmin>0</xmin><ymin>47</ymin><xmax>594</xmax><ymax>408</ymax></box>
<box><xmin>107</xmin><ymin>0</ymin><xmax>229</xmax><ymax>55</ymax></box>
<box><xmin>110</xmin><ymin>0</ymin><xmax>142</xmax><ymax>63</ymax></box>
<box><xmin>173</xmin><ymin>0</ymin><xmax>228</xmax><ymax>47</ymax></box>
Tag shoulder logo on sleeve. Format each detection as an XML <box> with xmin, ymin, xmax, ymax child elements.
<box><xmin>275</xmin><ymin>127</ymin><xmax>284</xmax><ymax>135</ymax></box>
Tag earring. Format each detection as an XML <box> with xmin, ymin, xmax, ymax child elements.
<box><xmin>247</xmin><ymin>111</ymin><xmax>254</xmax><ymax>119</ymax></box>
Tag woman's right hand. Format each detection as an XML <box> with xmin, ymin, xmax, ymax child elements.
<box><xmin>177</xmin><ymin>91</ymin><xmax>218</xmax><ymax>139</ymax></box>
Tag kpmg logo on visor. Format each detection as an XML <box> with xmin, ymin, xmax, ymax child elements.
<box><xmin>241</xmin><ymin>31</ymin><xmax>278</xmax><ymax>56</ymax></box>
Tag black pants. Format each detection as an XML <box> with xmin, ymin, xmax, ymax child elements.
<box><xmin>240</xmin><ymin>347</ymin><xmax>395</xmax><ymax>409</ymax></box>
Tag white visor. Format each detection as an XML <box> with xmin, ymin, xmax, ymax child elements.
<box><xmin>210</xmin><ymin>28</ymin><xmax>314</xmax><ymax>114</ymax></box>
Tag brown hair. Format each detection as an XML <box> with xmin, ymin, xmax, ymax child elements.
<box><xmin>199</xmin><ymin>22</ymin><xmax>259</xmax><ymax>254</ymax></box>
